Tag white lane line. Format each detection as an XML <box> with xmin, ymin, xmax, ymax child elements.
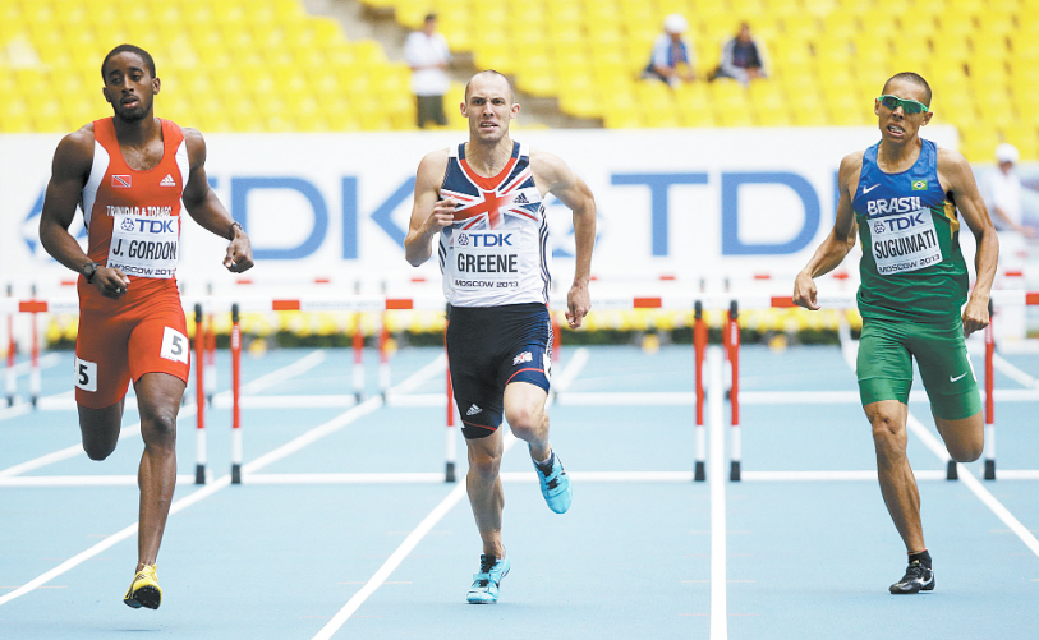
<box><xmin>0</xmin><ymin>354</ymin><xmax>446</xmax><ymax>606</ymax></box>
<box><xmin>0</xmin><ymin>350</ymin><xmax>326</xmax><ymax>478</ymax></box>
<box><xmin>311</xmin><ymin>483</ymin><xmax>468</xmax><ymax>640</ymax></box>
<box><xmin>2</xmin><ymin>353</ymin><xmax>62</xmax><ymax>376</ymax></box>
<box><xmin>242</xmin><ymin>355</ymin><xmax>444</xmax><ymax>474</ymax></box>
<box><xmin>311</xmin><ymin>346</ymin><xmax>590</xmax><ymax>639</ymax></box>
<box><xmin>313</xmin><ymin>428</ymin><xmax>522</xmax><ymax>640</ymax></box>
<box><xmin>213</xmin><ymin>349</ymin><xmax>327</xmax><ymax>402</ymax></box>
<box><xmin>23</xmin><ymin>468</ymin><xmax>1035</xmax><ymax>487</ymax></box>
<box><xmin>992</xmin><ymin>353</ymin><xmax>1039</xmax><ymax>388</ymax></box>
<box><xmin>0</xmin><ymin>474</ymin><xmax>196</xmax><ymax>487</ymax></box>
<box><xmin>553</xmin><ymin>347</ymin><xmax>589</xmax><ymax>392</ymax></box>
<box><xmin>743</xmin><ymin>469</ymin><xmax>948</xmax><ymax>482</ymax></box>
<box><xmin>904</xmin><ymin>412</ymin><xmax>1039</xmax><ymax>558</ymax></box>
<box><xmin>0</xmin><ymin>475</ymin><xmax>231</xmax><ymax>607</ymax></box>
<box><xmin>708</xmin><ymin>346</ymin><xmax>727</xmax><ymax>640</ymax></box>
<box><xmin>837</xmin><ymin>337</ymin><xmax>1039</xmax><ymax>560</ymax></box>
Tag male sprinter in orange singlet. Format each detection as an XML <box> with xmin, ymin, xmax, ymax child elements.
<box><xmin>38</xmin><ymin>44</ymin><xmax>254</xmax><ymax>609</ymax></box>
<box><xmin>405</xmin><ymin>70</ymin><xmax>597</xmax><ymax>604</ymax></box>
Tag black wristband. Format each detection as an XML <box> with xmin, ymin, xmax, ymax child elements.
<box><xmin>83</xmin><ymin>262</ymin><xmax>99</xmax><ymax>284</ymax></box>
<box><xmin>230</xmin><ymin>221</ymin><xmax>243</xmax><ymax>238</ymax></box>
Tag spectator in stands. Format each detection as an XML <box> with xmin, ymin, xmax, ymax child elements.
<box><xmin>712</xmin><ymin>21</ymin><xmax>770</xmax><ymax>85</ymax></box>
<box><xmin>643</xmin><ymin>13</ymin><xmax>696</xmax><ymax>86</ymax></box>
<box><xmin>405</xmin><ymin>13</ymin><xmax>451</xmax><ymax>128</ymax></box>
<box><xmin>987</xmin><ymin>143</ymin><xmax>1034</xmax><ymax>239</ymax></box>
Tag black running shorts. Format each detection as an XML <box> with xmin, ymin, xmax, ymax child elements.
<box><xmin>446</xmin><ymin>303</ymin><xmax>552</xmax><ymax>439</ymax></box>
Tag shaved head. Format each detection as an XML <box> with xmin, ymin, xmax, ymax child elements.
<box><xmin>464</xmin><ymin>70</ymin><xmax>514</xmax><ymax>104</ymax></box>
<box><xmin>883</xmin><ymin>72</ymin><xmax>932</xmax><ymax>105</ymax></box>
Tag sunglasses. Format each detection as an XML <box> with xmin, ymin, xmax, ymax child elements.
<box><xmin>877</xmin><ymin>95</ymin><xmax>930</xmax><ymax>114</ymax></box>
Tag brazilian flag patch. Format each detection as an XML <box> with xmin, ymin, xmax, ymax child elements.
<box><xmin>911</xmin><ymin>179</ymin><xmax>928</xmax><ymax>190</ymax></box>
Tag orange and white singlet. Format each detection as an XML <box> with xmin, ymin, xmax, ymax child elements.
<box><xmin>74</xmin><ymin>118</ymin><xmax>191</xmax><ymax>408</ymax></box>
<box><xmin>82</xmin><ymin>117</ymin><xmax>189</xmax><ymax>288</ymax></box>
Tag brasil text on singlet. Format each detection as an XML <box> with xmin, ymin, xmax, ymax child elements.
<box><xmin>438</xmin><ymin>141</ymin><xmax>550</xmax><ymax>307</ymax></box>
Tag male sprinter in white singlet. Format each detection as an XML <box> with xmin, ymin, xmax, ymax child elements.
<box><xmin>405</xmin><ymin>70</ymin><xmax>597</xmax><ymax>604</ymax></box>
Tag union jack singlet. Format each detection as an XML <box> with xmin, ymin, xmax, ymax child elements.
<box><xmin>438</xmin><ymin>141</ymin><xmax>550</xmax><ymax>307</ymax></box>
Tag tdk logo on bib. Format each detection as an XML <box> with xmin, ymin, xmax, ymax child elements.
<box><xmin>866</xmin><ymin>196</ymin><xmax>921</xmax><ymax>217</ymax></box>
<box><xmin>459</xmin><ymin>233</ymin><xmax>513</xmax><ymax>247</ymax></box>
<box><xmin>128</xmin><ymin>218</ymin><xmax>177</xmax><ymax>233</ymax></box>
<box><xmin>874</xmin><ymin>211</ymin><xmax>927</xmax><ymax>232</ymax></box>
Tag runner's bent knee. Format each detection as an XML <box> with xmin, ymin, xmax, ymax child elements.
<box><xmin>467</xmin><ymin>441</ymin><xmax>502</xmax><ymax>479</ymax></box>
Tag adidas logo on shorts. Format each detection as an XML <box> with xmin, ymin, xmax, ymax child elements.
<box><xmin>514</xmin><ymin>193</ymin><xmax>529</xmax><ymax>204</ymax></box>
<box><xmin>159</xmin><ymin>174</ymin><xmax>176</xmax><ymax>187</ymax></box>
<box><xmin>466</xmin><ymin>404</ymin><xmax>482</xmax><ymax>416</ymax></box>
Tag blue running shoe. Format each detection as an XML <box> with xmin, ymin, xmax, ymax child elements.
<box><xmin>467</xmin><ymin>554</ymin><xmax>510</xmax><ymax>604</ymax></box>
<box><xmin>534</xmin><ymin>452</ymin><xmax>572</xmax><ymax>514</ymax></box>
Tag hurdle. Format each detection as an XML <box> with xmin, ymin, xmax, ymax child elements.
<box><xmin>5</xmin><ymin>284</ymin><xmax>14</xmax><ymax>407</ymax></box>
<box><xmin>445</xmin><ymin>326</ymin><xmax>457</xmax><ymax>483</ymax></box>
<box><xmin>6</xmin><ymin>288</ymin><xmax>1035</xmax><ymax>487</ymax></box>
<box><xmin>231</xmin><ymin>303</ymin><xmax>243</xmax><ymax>485</ymax></box>
<box><xmin>726</xmin><ymin>301</ymin><xmax>741</xmax><ymax>482</ymax></box>
<box><xmin>28</xmin><ymin>286</ymin><xmax>41</xmax><ymax>409</ymax></box>
<box><xmin>984</xmin><ymin>300</ymin><xmax>996</xmax><ymax>480</ymax></box>
<box><xmin>693</xmin><ymin>301</ymin><xmax>706</xmax><ymax>482</ymax></box>
<box><xmin>379</xmin><ymin>310</ymin><xmax>391</xmax><ymax>402</ymax></box>
<box><xmin>204</xmin><ymin>310</ymin><xmax>216</xmax><ymax>407</ymax></box>
<box><xmin>352</xmin><ymin>312</ymin><xmax>364</xmax><ymax>402</ymax></box>
<box><xmin>194</xmin><ymin>303</ymin><xmax>207</xmax><ymax>485</ymax></box>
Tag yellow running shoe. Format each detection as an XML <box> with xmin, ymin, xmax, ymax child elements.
<box><xmin>123</xmin><ymin>565</ymin><xmax>162</xmax><ymax>609</ymax></box>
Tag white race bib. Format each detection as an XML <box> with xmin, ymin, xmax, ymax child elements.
<box><xmin>870</xmin><ymin>209</ymin><xmax>943</xmax><ymax>276</ymax></box>
<box><xmin>107</xmin><ymin>215</ymin><xmax>179</xmax><ymax>278</ymax></box>
<box><xmin>448</xmin><ymin>230</ymin><xmax>523</xmax><ymax>292</ymax></box>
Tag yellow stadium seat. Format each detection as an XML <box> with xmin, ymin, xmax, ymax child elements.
<box><xmin>728</xmin><ymin>0</ymin><xmax>767</xmax><ymax>17</ymax></box>
<box><xmin>358</xmin><ymin>110</ymin><xmax>391</xmax><ymax>131</ymax></box>
<box><xmin>958</xmin><ymin>128</ymin><xmax>1000</xmax><ymax>163</ymax></box>
<box><xmin>859</xmin><ymin>8</ymin><xmax>899</xmax><ymax>40</ymax></box>
<box><xmin>937</xmin><ymin>13</ymin><xmax>976</xmax><ymax>40</ymax></box>
<box><xmin>396</xmin><ymin>4</ymin><xmax>427</xmax><ymax>29</ymax></box>
<box><xmin>518</xmin><ymin>69</ymin><xmax>558</xmax><ymax>98</ymax></box>
<box><xmin>641</xmin><ymin>107</ymin><xmax>681</xmax><ymax>129</ymax></box>
<box><xmin>779</xmin><ymin>15</ymin><xmax>820</xmax><ymax>46</ymax></box>
<box><xmin>815</xmin><ymin>35</ymin><xmax>854</xmax><ymax>65</ymax></box>
<box><xmin>439</xmin><ymin>23</ymin><xmax>472</xmax><ymax>51</ymax></box>
<box><xmin>769</xmin><ymin>37</ymin><xmax>813</xmax><ymax>68</ymax></box>
<box><xmin>755</xmin><ymin>106</ymin><xmax>793</xmax><ymax>126</ymax></box>
<box><xmin>471</xmin><ymin>3</ymin><xmax>508</xmax><ymax>27</ymax></box>
<box><xmin>710</xmin><ymin>79</ymin><xmax>750</xmax><ymax>111</ymax></box>
<box><xmin>802</xmin><ymin>0</ymin><xmax>839</xmax><ymax>18</ymax></box>
<box><xmin>325</xmin><ymin>105</ymin><xmax>362</xmax><ymax>131</ymax></box>
<box><xmin>975</xmin><ymin>11</ymin><xmax>1016</xmax><ymax>37</ymax></box>
<box><xmin>558</xmin><ymin>92</ymin><xmax>602</xmax><ymax>120</ymax></box>
<box><xmin>760</xmin><ymin>0</ymin><xmax>800</xmax><ymax>20</ymax></box>
<box><xmin>597</xmin><ymin>108</ymin><xmax>630</xmax><ymax>130</ymax></box>
<box><xmin>1002</xmin><ymin>124</ymin><xmax>1039</xmax><ymax>161</ymax></box>
<box><xmin>890</xmin><ymin>38</ymin><xmax>932</xmax><ymax>60</ymax></box>
<box><xmin>821</xmin><ymin>13</ymin><xmax>860</xmax><ymax>40</ymax></box>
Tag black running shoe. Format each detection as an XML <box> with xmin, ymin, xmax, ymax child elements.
<box><xmin>889</xmin><ymin>560</ymin><xmax>934</xmax><ymax>594</ymax></box>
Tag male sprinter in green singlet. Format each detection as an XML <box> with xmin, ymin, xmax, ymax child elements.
<box><xmin>793</xmin><ymin>72</ymin><xmax>998</xmax><ymax>594</ymax></box>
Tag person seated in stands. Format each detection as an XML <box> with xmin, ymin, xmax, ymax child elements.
<box><xmin>643</xmin><ymin>13</ymin><xmax>696</xmax><ymax>86</ymax></box>
<box><xmin>712</xmin><ymin>21</ymin><xmax>770</xmax><ymax>85</ymax></box>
